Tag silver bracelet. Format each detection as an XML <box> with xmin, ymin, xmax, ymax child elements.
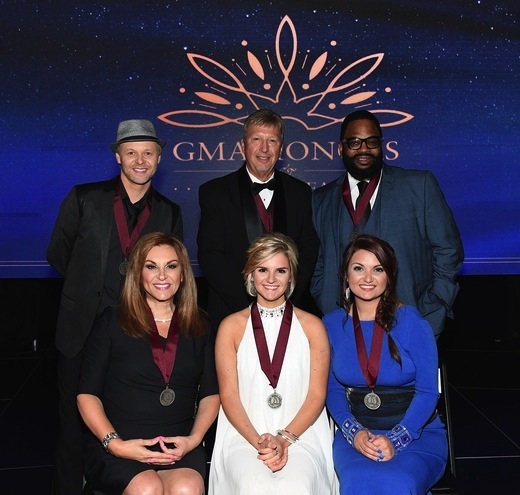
<box><xmin>101</xmin><ymin>431</ymin><xmax>121</xmax><ymax>453</ymax></box>
<box><xmin>276</xmin><ymin>429</ymin><xmax>296</xmax><ymax>444</ymax></box>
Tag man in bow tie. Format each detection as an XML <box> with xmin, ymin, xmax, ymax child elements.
<box><xmin>197</xmin><ymin>109</ymin><xmax>320</xmax><ymax>332</ymax></box>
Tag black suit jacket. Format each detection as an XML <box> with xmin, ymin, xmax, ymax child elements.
<box><xmin>197</xmin><ymin>165</ymin><xmax>319</xmax><ymax>330</ymax></box>
<box><xmin>47</xmin><ymin>177</ymin><xmax>183</xmax><ymax>358</ymax></box>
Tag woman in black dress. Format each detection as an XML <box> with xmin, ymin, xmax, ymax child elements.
<box><xmin>78</xmin><ymin>233</ymin><xmax>219</xmax><ymax>495</ymax></box>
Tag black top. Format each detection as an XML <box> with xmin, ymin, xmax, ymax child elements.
<box><xmin>79</xmin><ymin>306</ymin><xmax>218</xmax><ymax>440</ymax></box>
<box><xmin>79</xmin><ymin>307</ymin><xmax>217</xmax><ymax>493</ymax></box>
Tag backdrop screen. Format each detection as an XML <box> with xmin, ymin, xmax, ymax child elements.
<box><xmin>1</xmin><ymin>0</ymin><xmax>518</xmax><ymax>277</ymax></box>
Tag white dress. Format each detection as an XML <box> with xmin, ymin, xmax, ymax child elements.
<box><xmin>209</xmin><ymin>304</ymin><xmax>336</xmax><ymax>495</ymax></box>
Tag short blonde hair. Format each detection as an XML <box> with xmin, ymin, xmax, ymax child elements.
<box><xmin>242</xmin><ymin>109</ymin><xmax>285</xmax><ymax>142</ymax></box>
<box><xmin>243</xmin><ymin>233</ymin><xmax>298</xmax><ymax>298</ymax></box>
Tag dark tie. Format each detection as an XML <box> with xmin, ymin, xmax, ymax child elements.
<box><xmin>251</xmin><ymin>178</ymin><xmax>275</xmax><ymax>195</ymax></box>
<box><xmin>356</xmin><ymin>180</ymin><xmax>371</xmax><ymax>227</ymax></box>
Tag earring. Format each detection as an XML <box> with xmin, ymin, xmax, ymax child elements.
<box><xmin>345</xmin><ymin>287</ymin><xmax>351</xmax><ymax>300</ymax></box>
<box><xmin>248</xmin><ymin>279</ymin><xmax>257</xmax><ymax>297</ymax></box>
<box><xmin>285</xmin><ymin>281</ymin><xmax>292</xmax><ymax>298</ymax></box>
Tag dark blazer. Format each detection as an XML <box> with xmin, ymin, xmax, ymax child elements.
<box><xmin>312</xmin><ymin>165</ymin><xmax>464</xmax><ymax>337</ymax></box>
<box><xmin>47</xmin><ymin>177</ymin><xmax>183</xmax><ymax>358</ymax></box>
<box><xmin>197</xmin><ymin>164</ymin><xmax>319</xmax><ymax>330</ymax></box>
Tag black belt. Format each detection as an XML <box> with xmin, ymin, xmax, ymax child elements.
<box><xmin>346</xmin><ymin>386</ymin><xmax>437</xmax><ymax>430</ymax></box>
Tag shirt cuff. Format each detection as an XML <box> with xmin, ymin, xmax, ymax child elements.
<box><xmin>385</xmin><ymin>424</ymin><xmax>412</xmax><ymax>453</ymax></box>
<box><xmin>341</xmin><ymin>418</ymin><xmax>366</xmax><ymax>446</ymax></box>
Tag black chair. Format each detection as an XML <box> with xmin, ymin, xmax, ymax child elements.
<box><xmin>431</xmin><ymin>358</ymin><xmax>458</xmax><ymax>493</ymax></box>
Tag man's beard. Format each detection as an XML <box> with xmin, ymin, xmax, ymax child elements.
<box><xmin>342</xmin><ymin>153</ymin><xmax>383</xmax><ymax>181</ymax></box>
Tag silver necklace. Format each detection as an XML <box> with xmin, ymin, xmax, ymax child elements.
<box><xmin>154</xmin><ymin>317</ymin><xmax>172</xmax><ymax>323</ymax></box>
<box><xmin>257</xmin><ymin>302</ymin><xmax>286</xmax><ymax>318</ymax></box>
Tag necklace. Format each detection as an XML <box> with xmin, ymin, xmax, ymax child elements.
<box><xmin>257</xmin><ymin>301</ymin><xmax>286</xmax><ymax>318</ymax></box>
<box><xmin>154</xmin><ymin>317</ymin><xmax>172</xmax><ymax>323</ymax></box>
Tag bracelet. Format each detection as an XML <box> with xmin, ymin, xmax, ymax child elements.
<box><xmin>276</xmin><ymin>429</ymin><xmax>298</xmax><ymax>444</ymax></box>
<box><xmin>282</xmin><ymin>429</ymin><xmax>300</xmax><ymax>442</ymax></box>
<box><xmin>385</xmin><ymin>424</ymin><xmax>412</xmax><ymax>453</ymax></box>
<box><xmin>101</xmin><ymin>431</ymin><xmax>121</xmax><ymax>453</ymax></box>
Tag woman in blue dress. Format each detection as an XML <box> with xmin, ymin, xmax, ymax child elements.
<box><xmin>324</xmin><ymin>234</ymin><xmax>447</xmax><ymax>495</ymax></box>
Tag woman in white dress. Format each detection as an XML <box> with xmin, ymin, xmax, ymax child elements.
<box><xmin>209</xmin><ymin>233</ymin><xmax>335</xmax><ymax>494</ymax></box>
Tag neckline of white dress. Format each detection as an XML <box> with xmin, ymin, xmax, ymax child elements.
<box><xmin>256</xmin><ymin>301</ymin><xmax>286</xmax><ymax>319</ymax></box>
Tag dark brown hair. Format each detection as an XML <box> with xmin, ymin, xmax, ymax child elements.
<box><xmin>341</xmin><ymin>234</ymin><xmax>401</xmax><ymax>364</ymax></box>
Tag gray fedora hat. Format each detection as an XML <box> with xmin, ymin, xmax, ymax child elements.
<box><xmin>110</xmin><ymin>119</ymin><xmax>166</xmax><ymax>152</ymax></box>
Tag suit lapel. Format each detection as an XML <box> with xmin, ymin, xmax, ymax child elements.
<box><xmin>272</xmin><ymin>171</ymin><xmax>287</xmax><ymax>234</ymax></box>
<box><xmin>238</xmin><ymin>165</ymin><xmax>264</xmax><ymax>245</ymax></box>
<box><xmin>371</xmin><ymin>165</ymin><xmax>393</xmax><ymax>238</ymax></box>
<box><xmin>98</xmin><ymin>178</ymin><xmax>117</xmax><ymax>277</ymax></box>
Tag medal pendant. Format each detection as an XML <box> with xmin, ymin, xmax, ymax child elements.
<box><xmin>349</xmin><ymin>230</ymin><xmax>359</xmax><ymax>242</ymax></box>
<box><xmin>160</xmin><ymin>387</ymin><xmax>175</xmax><ymax>406</ymax></box>
<box><xmin>267</xmin><ymin>391</ymin><xmax>282</xmax><ymax>409</ymax></box>
<box><xmin>119</xmin><ymin>260</ymin><xmax>129</xmax><ymax>276</ymax></box>
<box><xmin>364</xmin><ymin>391</ymin><xmax>381</xmax><ymax>410</ymax></box>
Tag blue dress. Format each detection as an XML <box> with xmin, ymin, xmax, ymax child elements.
<box><xmin>324</xmin><ymin>306</ymin><xmax>447</xmax><ymax>495</ymax></box>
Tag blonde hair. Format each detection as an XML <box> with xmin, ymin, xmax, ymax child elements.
<box><xmin>119</xmin><ymin>232</ymin><xmax>206</xmax><ymax>338</ymax></box>
<box><xmin>243</xmin><ymin>233</ymin><xmax>298</xmax><ymax>298</ymax></box>
<box><xmin>242</xmin><ymin>109</ymin><xmax>285</xmax><ymax>142</ymax></box>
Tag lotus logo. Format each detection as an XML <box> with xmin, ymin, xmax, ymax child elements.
<box><xmin>159</xmin><ymin>15</ymin><xmax>413</xmax><ymax>131</ymax></box>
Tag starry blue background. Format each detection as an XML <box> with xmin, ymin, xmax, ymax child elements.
<box><xmin>1</xmin><ymin>0</ymin><xmax>518</xmax><ymax>276</ymax></box>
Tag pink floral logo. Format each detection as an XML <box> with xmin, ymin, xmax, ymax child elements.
<box><xmin>159</xmin><ymin>16</ymin><xmax>412</xmax><ymax>131</ymax></box>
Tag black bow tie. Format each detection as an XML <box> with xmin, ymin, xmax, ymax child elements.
<box><xmin>251</xmin><ymin>178</ymin><xmax>275</xmax><ymax>195</ymax></box>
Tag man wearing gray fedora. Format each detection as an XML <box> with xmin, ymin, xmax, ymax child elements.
<box><xmin>47</xmin><ymin>119</ymin><xmax>183</xmax><ymax>495</ymax></box>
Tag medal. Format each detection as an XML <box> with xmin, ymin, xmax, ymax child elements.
<box><xmin>364</xmin><ymin>391</ymin><xmax>381</xmax><ymax>410</ymax></box>
<box><xmin>251</xmin><ymin>301</ymin><xmax>293</xmax><ymax>410</ymax></box>
<box><xmin>119</xmin><ymin>260</ymin><xmax>128</xmax><ymax>275</ymax></box>
<box><xmin>267</xmin><ymin>391</ymin><xmax>282</xmax><ymax>409</ymax></box>
<box><xmin>148</xmin><ymin>312</ymin><xmax>180</xmax><ymax>408</ymax></box>
<box><xmin>160</xmin><ymin>386</ymin><xmax>175</xmax><ymax>406</ymax></box>
<box><xmin>113</xmin><ymin>181</ymin><xmax>151</xmax><ymax>275</ymax></box>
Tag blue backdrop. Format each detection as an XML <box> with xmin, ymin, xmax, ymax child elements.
<box><xmin>1</xmin><ymin>0</ymin><xmax>518</xmax><ymax>277</ymax></box>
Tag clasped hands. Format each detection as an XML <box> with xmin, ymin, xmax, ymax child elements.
<box><xmin>256</xmin><ymin>432</ymin><xmax>288</xmax><ymax>472</ymax></box>
<box><xmin>354</xmin><ymin>429</ymin><xmax>395</xmax><ymax>462</ymax></box>
<box><xmin>108</xmin><ymin>435</ymin><xmax>196</xmax><ymax>466</ymax></box>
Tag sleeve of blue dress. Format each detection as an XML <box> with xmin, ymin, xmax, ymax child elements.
<box><xmin>386</xmin><ymin>306</ymin><xmax>440</xmax><ymax>450</ymax></box>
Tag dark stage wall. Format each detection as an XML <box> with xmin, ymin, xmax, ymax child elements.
<box><xmin>1</xmin><ymin>276</ymin><xmax>519</xmax><ymax>355</ymax></box>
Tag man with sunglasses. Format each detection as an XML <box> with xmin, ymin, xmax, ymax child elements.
<box><xmin>311</xmin><ymin>110</ymin><xmax>463</xmax><ymax>337</ymax></box>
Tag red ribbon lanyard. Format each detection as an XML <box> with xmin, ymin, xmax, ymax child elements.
<box><xmin>352</xmin><ymin>303</ymin><xmax>385</xmax><ymax>389</ymax></box>
<box><xmin>113</xmin><ymin>181</ymin><xmax>152</xmax><ymax>257</ymax></box>
<box><xmin>251</xmin><ymin>301</ymin><xmax>293</xmax><ymax>389</ymax></box>
<box><xmin>342</xmin><ymin>168</ymin><xmax>381</xmax><ymax>228</ymax></box>
<box><xmin>147</xmin><ymin>312</ymin><xmax>180</xmax><ymax>386</ymax></box>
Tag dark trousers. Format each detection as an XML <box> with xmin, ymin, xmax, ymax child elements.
<box><xmin>53</xmin><ymin>351</ymin><xmax>84</xmax><ymax>495</ymax></box>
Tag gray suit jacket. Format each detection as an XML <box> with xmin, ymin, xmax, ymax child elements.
<box><xmin>47</xmin><ymin>177</ymin><xmax>183</xmax><ymax>358</ymax></box>
<box><xmin>311</xmin><ymin>165</ymin><xmax>464</xmax><ymax>337</ymax></box>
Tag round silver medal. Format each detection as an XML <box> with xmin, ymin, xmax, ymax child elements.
<box><xmin>119</xmin><ymin>260</ymin><xmax>129</xmax><ymax>276</ymax></box>
<box><xmin>160</xmin><ymin>387</ymin><xmax>175</xmax><ymax>406</ymax></box>
<box><xmin>267</xmin><ymin>391</ymin><xmax>282</xmax><ymax>409</ymax></box>
<box><xmin>364</xmin><ymin>391</ymin><xmax>381</xmax><ymax>410</ymax></box>
<box><xmin>349</xmin><ymin>230</ymin><xmax>360</xmax><ymax>242</ymax></box>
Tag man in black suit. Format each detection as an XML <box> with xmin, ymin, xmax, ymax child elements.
<box><xmin>47</xmin><ymin>119</ymin><xmax>182</xmax><ymax>495</ymax></box>
<box><xmin>197</xmin><ymin>109</ymin><xmax>319</xmax><ymax>332</ymax></box>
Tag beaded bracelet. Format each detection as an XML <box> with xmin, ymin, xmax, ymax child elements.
<box><xmin>101</xmin><ymin>431</ymin><xmax>121</xmax><ymax>453</ymax></box>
